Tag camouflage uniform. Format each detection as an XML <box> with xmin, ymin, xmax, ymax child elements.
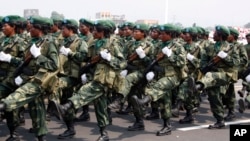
<box><xmin>0</xmin><ymin>16</ymin><xmax>59</xmax><ymax>140</ymax></box>
<box><xmin>198</xmin><ymin>25</ymin><xmax>240</xmax><ymax>128</ymax></box>
<box><xmin>129</xmin><ymin>24</ymin><xmax>186</xmax><ymax>136</ymax></box>
<box><xmin>223</xmin><ymin>27</ymin><xmax>247</xmax><ymax>120</ymax></box>
<box><xmin>0</xmin><ymin>15</ymin><xmax>26</xmax><ymax>141</ymax></box>
<box><xmin>50</xmin><ymin>20</ymin><xmax>125</xmax><ymax>141</ymax></box>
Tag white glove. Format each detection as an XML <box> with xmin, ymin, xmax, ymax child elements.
<box><xmin>146</xmin><ymin>71</ymin><xmax>155</xmax><ymax>82</ymax></box>
<box><xmin>217</xmin><ymin>51</ymin><xmax>228</xmax><ymax>59</ymax></box>
<box><xmin>135</xmin><ymin>46</ymin><xmax>146</xmax><ymax>59</ymax></box>
<box><xmin>120</xmin><ymin>69</ymin><xmax>128</xmax><ymax>77</ymax></box>
<box><xmin>81</xmin><ymin>74</ymin><xmax>88</xmax><ymax>84</ymax></box>
<box><xmin>100</xmin><ymin>49</ymin><xmax>111</xmax><ymax>61</ymax></box>
<box><xmin>60</xmin><ymin>46</ymin><xmax>72</xmax><ymax>56</ymax></box>
<box><xmin>245</xmin><ymin>74</ymin><xmax>250</xmax><ymax>83</ymax></box>
<box><xmin>15</xmin><ymin>76</ymin><xmax>23</xmax><ymax>86</ymax></box>
<box><xmin>0</xmin><ymin>51</ymin><xmax>12</xmax><ymax>63</ymax></box>
<box><xmin>162</xmin><ymin>46</ymin><xmax>172</xmax><ymax>57</ymax></box>
<box><xmin>187</xmin><ymin>53</ymin><xmax>195</xmax><ymax>61</ymax></box>
<box><xmin>30</xmin><ymin>44</ymin><xmax>41</xmax><ymax>58</ymax></box>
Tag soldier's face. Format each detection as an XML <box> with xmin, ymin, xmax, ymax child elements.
<box><xmin>150</xmin><ymin>30</ymin><xmax>160</xmax><ymax>39</ymax></box>
<box><xmin>123</xmin><ymin>26</ymin><xmax>133</xmax><ymax>37</ymax></box>
<box><xmin>213</xmin><ymin>31</ymin><xmax>220</xmax><ymax>41</ymax></box>
<box><xmin>183</xmin><ymin>32</ymin><xmax>192</xmax><ymax>42</ymax></box>
<box><xmin>2</xmin><ymin>23</ymin><xmax>15</xmax><ymax>37</ymax></box>
<box><xmin>29</xmin><ymin>25</ymin><xmax>40</xmax><ymax>37</ymax></box>
<box><xmin>93</xmin><ymin>28</ymin><xmax>104</xmax><ymax>39</ymax></box>
<box><xmin>79</xmin><ymin>24</ymin><xmax>88</xmax><ymax>34</ymax></box>
<box><xmin>160</xmin><ymin>31</ymin><xmax>171</xmax><ymax>42</ymax></box>
<box><xmin>62</xmin><ymin>26</ymin><xmax>71</xmax><ymax>37</ymax></box>
<box><xmin>133</xmin><ymin>29</ymin><xmax>144</xmax><ymax>40</ymax></box>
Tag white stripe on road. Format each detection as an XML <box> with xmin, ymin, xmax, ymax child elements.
<box><xmin>177</xmin><ymin>119</ymin><xmax>250</xmax><ymax>131</ymax></box>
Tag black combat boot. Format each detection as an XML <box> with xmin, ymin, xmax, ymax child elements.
<box><xmin>208</xmin><ymin>120</ymin><xmax>225</xmax><ymax>129</ymax></box>
<box><xmin>37</xmin><ymin>135</ymin><xmax>46</xmax><ymax>141</ymax></box>
<box><xmin>0</xmin><ymin>111</ymin><xmax>5</xmax><ymax>122</ymax></box>
<box><xmin>179</xmin><ymin>109</ymin><xmax>194</xmax><ymax>124</ymax></box>
<box><xmin>116</xmin><ymin>103</ymin><xmax>132</xmax><ymax>115</ymax></box>
<box><xmin>18</xmin><ymin>107</ymin><xmax>25</xmax><ymax>126</ymax></box>
<box><xmin>96</xmin><ymin>127</ymin><xmax>109</xmax><ymax>141</ymax></box>
<box><xmin>108</xmin><ymin>93</ymin><xmax>124</xmax><ymax>110</ymax></box>
<box><xmin>75</xmin><ymin>105</ymin><xmax>90</xmax><ymax>122</ymax></box>
<box><xmin>224</xmin><ymin>109</ymin><xmax>236</xmax><ymax>121</ymax></box>
<box><xmin>6</xmin><ymin>126</ymin><xmax>20</xmax><ymax>141</ymax></box>
<box><xmin>156</xmin><ymin>119</ymin><xmax>171</xmax><ymax>136</ymax></box>
<box><xmin>49</xmin><ymin>100</ymin><xmax>74</xmax><ymax>121</ymax></box>
<box><xmin>127</xmin><ymin>117</ymin><xmax>145</xmax><ymax>131</ymax></box>
<box><xmin>131</xmin><ymin>95</ymin><xmax>152</xmax><ymax>110</ymax></box>
<box><xmin>146</xmin><ymin>107</ymin><xmax>160</xmax><ymax>120</ymax></box>
<box><xmin>58</xmin><ymin>121</ymin><xmax>76</xmax><ymax>139</ymax></box>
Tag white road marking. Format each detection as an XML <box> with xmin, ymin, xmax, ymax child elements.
<box><xmin>177</xmin><ymin>119</ymin><xmax>250</xmax><ymax>131</ymax></box>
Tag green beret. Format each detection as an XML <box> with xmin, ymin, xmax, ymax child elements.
<box><xmin>150</xmin><ymin>24</ymin><xmax>160</xmax><ymax>31</ymax></box>
<box><xmin>175</xmin><ymin>26</ymin><xmax>182</xmax><ymax>34</ymax></box>
<box><xmin>51</xmin><ymin>15</ymin><xmax>64</xmax><ymax>23</ymax></box>
<box><xmin>134</xmin><ymin>23</ymin><xmax>149</xmax><ymax>32</ymax></box>
<box><xmin>215</xmin><ymin>25</ymin><xmax>230</xmax><ymax>35</ymax></box>
<box><xmin>106</xmin><ymin>20</ymin><xmax>116</xmax><ymax>31</ymax></box>
<box><xmin>228</xmin><ymin>27</ymin><xmax>239</xmax><ymax>37</ymax></box>
<box><xmin>30</xmin><ymin>16</ymin><xmax>53</xmax><ymax>27</ymax></box>
<box><xmin>94</xmin><ymin>20</ymin><xmax>112</xmax><ymax>30</ymax></box>
<box><xmin>123</xmin><ymin>22</ymin><xmax>135</xmax><ymax>29</ymax></box>
<box><xmin>183</xmin><ymin>27</ymin><xmax>198</xmax><ymax>34</ymax></box>
<box><xmin>62</xmin><ymin>19</ymin><xmax>78</xmax><ymax>27</ymax></box>
<box><xmin>160</xmin><ymin>24</ymin><xmax>176</xmax><ymax>32</ymax></box>
<box><xmin>117</xmin><ymin>23</ymin><xmax>124</xmax><ymax>29</ymax></box>
<box><xmin>195</xmin><ymin>26</ymin><xmax>205</xmax><ymax>35</ymax></box>
<box><xmin>2</xmin><ymin>15</ymin><xmax>21</xmax><ymax>24</ymax></box>
<box><xmin>79</xmin><ymin>18</ymin><xmax>94</xmax><ymax>26</ymax></box>
<box><xmin>204</xmin><ymin>29</ymin><xmax>210</xmax><ymax>35</ymax></box>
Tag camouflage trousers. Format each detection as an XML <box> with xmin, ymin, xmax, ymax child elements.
<box><xmin>1</xmin><ymin>82</ymin><xmax>47</xmax><ymax>136</ymax></box>
<box><xmin>134</xmin><ymin>75</ymin><xmax>180</xmax><ymax>119</ymax></box>
<box><xmin>178</xmin><ymin>76</ymin><xmax>200</xmax><ymax>110</ymax></box>
<box><xmin>66</xmin><ymin>81</ymin><xmax>110</xmax><ymax>127</ymax></box>
<box><xmin>222</xmin><ymin>83</ymin><xmax>236</xmax><ymax>110</ymax></box>
<box><xmin>198</xmin><ymin>72</ymin><xmax>232</xmax><ymax>121</ymax></box>
<box><xmin>0</xmin><ymin>84</ymin><xmax>19</xmax><ymax>132</ymax></box>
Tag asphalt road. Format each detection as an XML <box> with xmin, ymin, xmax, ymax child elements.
<box><xmin>0</xmin><ymin>81</ymin><xmax>250</xmax><ymax>141</ymax></box>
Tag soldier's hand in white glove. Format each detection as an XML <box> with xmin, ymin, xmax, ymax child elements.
<box><xmin>81</xmin><ymin>74</ymin><xmax>88</xmax><ymax>84</ymax></box>
<box><xmin>187</xmin><ymin>53</ymin><xmax>194</xmax><ymax>61</ymax></box>
<box><xmin>146</xmin><ymin>71</ymin><xmax>155</xmax><ymax>82</ymax></box>
<box><xmin>135</xmin><ymin>46</ymin><xmax>146</xmax><ymax>59</ymax></box>
<box><xmin>217</xmin><ymin>51</ymin><xmax>227</xmax><ymax>59</ymax></box>
<box><xmin>15</xmin><ymin>76</ymin><xmax>23</xmax><ymax>86</ymax></box>
<box><xmin>120</xmin><ymin>69</ymin><xmax>128</xmax><ymax>77</ymax></box>
<box><xmin>162</xmin><ymin>46</ymin><xmax>172</xmax><ymax>57</ymax></box>
<box><xmin>0</xmin><ymin>51</ymin><xmax>11</xmax><ymax>63</ymax></box>
<box><xmin>100</xmin><ymin>49</ymin><xmax>111</xmax><ymax>61</ymax></box>
<box><xmin>60</xmin><ymin>46</ymin><xmax>72</xmax><ymax>56</ymax></box>
<box><xmin>245</xmin><ymin>74</ymin><xmax>250</xmax><ymax>83</ymax></box>
<box><xmin>30</xmin><ymin>44</ymin><xmax>41</xmax><ymax>58</ymax></box>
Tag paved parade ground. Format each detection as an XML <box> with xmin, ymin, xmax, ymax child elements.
<box><xmin>0</xmin><ymin>81</ymin><xmax>250</xmax><ymax>141</ymax></box>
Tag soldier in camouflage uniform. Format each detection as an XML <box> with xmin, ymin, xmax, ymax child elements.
<box><xmin>177</xmin><ymin>27</ymin><xmax>202</xmax><ymax>124</ymax></box>
<box><xmin>50</xmin><ymin>19</ymin><xmax>89</xmax><ymax>139</ymax></box>
<box><xmin>74</xmin><ymin>18</ymin><xmax>95</xmax><ymax>122</ymax></box>
<box><xmin>223</xmin><ymin>27</ymin><xmax>248</xmax><ymax>121</ymax></box>
<box><xmin>50</xmin><ymin>20</ymin><xmax>125</xmax><ymax>141</ymax></box>
<box><xmin>0</xmin><ymin>16</ymin><xmax>59</xmax><ymax>141</ymax></box>
<box><xmin>50</xmin><ymin>15</ymin><xmax>64</xmax><ymax>48</ymax></box>
<box><xmin>238</xmin><ymin>33</ymin><xmax>250</xmax><ymax>113</ymax></box>
<box><xmin>130</xmin><ymin>23</ymin><xmax>186</xmax><ymax>136</ymax></box>
<box><xmin>193</xmin><ymin>25</ymin><xmax>240</xmax><ymax>129</ymax></box>
<box><xmin>0</xmin><ymin>16</ymin><xmax>5</xmax><ymax>39</ymax></box>
<box><xmin>108</xmin><ymin>23</ymin><xmax>154</xmax><ymax>119</ymax></box>
<box><xmin>0</xmin><ymin>15</ymin><xmax>26</xmax><ymax>141</ymax></box>
<box><xmin>145</xmin><ymin>24</ymin><xmax>162</xmax><ymax>120</ymax></box>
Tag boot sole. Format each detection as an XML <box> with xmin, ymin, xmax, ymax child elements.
<box><xmin>156</xmin><ymin>131</ymin><xmax>171</xmax><ymax>136</ymax></box>
<box><xmin>127</xmin><ymin>127</ymin><xmax>145</xmax><ymax>131</ymax></box>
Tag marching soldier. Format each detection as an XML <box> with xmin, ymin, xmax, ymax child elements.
<box><xmin>192</xmin><ymin>25</ymin><xmax>240</xmax><ymax>129</ymax></box>
<box><xmin>50</xmin><ymin>20</ymin><xmax>126</xmax><ymax>141</ymax></box>
<box><xmin>0</xmin><ymin>15</ymin><xmax>59</xmax><ymax>141</ymax></box>
<box><xmin>129</xmin><ymin>23</ymin><xmax>186</xmax><ymax>135</ymax></box>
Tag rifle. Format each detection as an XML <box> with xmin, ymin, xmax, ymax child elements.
<box><xmin>199</xmin><ymin>45</ymin><xmax>234</xmax><ymax>75</ymax></box>
<box><xmin>13</xmin><ymin>39</ymin><xmax>45</xmax><ymax>78</ymax></box>
<box><xmin>80</xmin><ymin>54</ymin><xmax>101</xmax><ymax>75</ymax></box>
<box><xmin>143</xmin><ymin>52</ymin><xmax>165</xmax><ymax>75</ymax></box>
<box><xmin>127</xmin><ymin>45</ymin><xmax>150</xmax><ymax>63</ymax></box>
